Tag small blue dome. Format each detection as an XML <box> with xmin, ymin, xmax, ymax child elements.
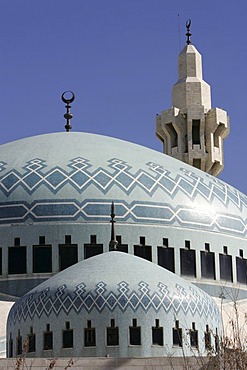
<box><xmin>8</xmin><ymin>251</ymin><xmax>219</xmax><ymax>322</ymax></box>
<box><xmin>7</xmin><ymin>252</ymin><xmax>221</xmax><ymax>358</ymax></box>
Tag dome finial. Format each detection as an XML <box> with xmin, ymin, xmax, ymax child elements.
<box><xmin>186</xmin><ymin>19</ymin><xmax>192</xmax><ymax>45</ymax></box>
<box><xmin>61</xmin><ymin>91</ymin><xmax>75</xmax><ymax>132</ymax></box>
<box><xmin>109</xmin><ymin>201</ymin><xmax>118</xmax><ymax>250</ymax></box>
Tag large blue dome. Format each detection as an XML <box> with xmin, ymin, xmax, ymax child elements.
<box><xmin>0</xmin><ymin>132</ymin><xmax>245</xmax><ymax>236</ymax></box>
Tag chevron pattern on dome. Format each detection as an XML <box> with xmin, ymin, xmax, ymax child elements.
<box><xmin>0</xmin><ymin>158</ymin><xmax>246</xmax><ymax>210</ymax></box>
<box><xmin>0</xmin><ymin>199</ymin><xmax>246</xmax><ymax>236</ymax></box>
<box><xmin>8</xmin><ymin>280</ymin><xmax>219</xmax><ymax>324</ymax></box>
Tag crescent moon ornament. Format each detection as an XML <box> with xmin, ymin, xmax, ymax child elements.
<box><xmin>61</xmin><ymin>91</ymin><xmax>75</xmax><ymax>132</ymax></box>
<box><xmin>186</xmin><ymin>19</ymin><xmax>191</xmax><ymax>29</ymax></box>
<box><xmin>186</xmin><ymin>19</ymin><xmax>192</xmax><ymax>45</ymax></box>
<box><xmin>61</xmin><ymin>91</ymin><xmax>75</xmax><ymax>104</ymax></box>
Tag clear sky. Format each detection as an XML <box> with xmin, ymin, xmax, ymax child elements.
<box><xmin>0</xmin><ymin>0</ymin><xmax>246</xmax><ymax>194</ymax></box>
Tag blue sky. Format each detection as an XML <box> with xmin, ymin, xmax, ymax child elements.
<box><xmin>0</xmin><ymin>1</ymin><xmax>246</xmax><ymax>193</ymax></box>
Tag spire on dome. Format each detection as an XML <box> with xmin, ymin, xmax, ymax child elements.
<box><xmin>109</xmin><ymin>202</ymin><xmax>118</xmax><ymax>250</ymax></box>
<box><xmin>156</xmin><ymin>22</ymin><xmax>230</xmax><ymax>177</ymax></box>
<box><xmin>62</xmin><ymin>91</ymin><xmax>75</xmax><ymax>132</ymax></box>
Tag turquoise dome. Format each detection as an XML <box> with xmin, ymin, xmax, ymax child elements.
<box><xmin>0</xmin><ymin>132</ymin><xmax>245</xmax><ymax>237</ymax></box>
<box><xmin>7</xmin><ymin>252</ymin><xmax>221</xmax><ymax>358</ymax></box>
<box><xmin>8</xmin><ymin>251</ymin><xmax>220</xmax><ymax>322</ymax></box>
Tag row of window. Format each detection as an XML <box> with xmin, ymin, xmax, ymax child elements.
<box><xmin>1</xmin><ymin>236</ymin><xmax>245</xmax><ymax>284</ymax></box>
<box><xmin>160</xmin><ymin>243</ymin><xmax>245</xmax><ymax>284</ymax></box>
<box><xmin>8</xmin><ymin>320</ymin><xmax>217</xmax><ymax>357</ymax></box>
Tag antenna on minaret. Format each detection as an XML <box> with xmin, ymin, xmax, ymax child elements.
<box><xmin>178</xmin><ymin>14</ymin><xmax>181</xmax><ymax>51</ymax></box>
<box><xmin>186</xmin><ymin>19</ymin><xmax>192</xmax><ymax>45</ymax></box>
<box><xmin>61</xmin><ymin>91</ymin><xmax>75</xmax><ymax>132</ymax></box>
<box><xmin>109</xmin><ymin>201</ymin><xmax>118</xmax><ymax>250</ymax></box>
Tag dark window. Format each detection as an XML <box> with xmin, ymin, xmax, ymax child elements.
<box><xmin>33</xmin><ymin>245</ymin><xmax>52</xmax><ymax>273</ymax></box>
<box><xmin>236</xmin><ymin>257</ymin><xmax>247</xmax><ymax>284</ymax></box>
<box><xmin>223</xmin><ymin>246</ymin><xmax>228</xmax><ymax>255</ymax></box>
<box><xmin>14</xmin><ymin>238</ymin><xmax>20</xmax><ymax>246</ymax></box>
<box><xmin>204</xmin><ymin>325</ymin><xmax>211</xmax><ymax>350</ymax></box>
<box><xmin>190</xmin><ymin>323</ymin><xmax>198</xmax><ymax>348</ymax></box>
<box><xmin>90</xmin><ymin>235</ymin><xmax>97</xmax><ymax>244</ymax></box>
<box><xmin>205</xmin><ymin>243</ymin><xmax>210</xmax><ymax>252</ymax></box>
<box><xmin>173</xmin><ymin>321</ymin><xmax>182</xmax><ymax>347</ymax></box>
<box><xmin>116</xmin><ymin>244</ymin><xmax>128</xmax><ymax>253</ymax></box>
<box><xmin>134</xmin><ymin>245</ymin><xmax>152</xmax><ymax>262</ymax></box>
<box><xmin>201</xmin><ymin>251</ymin><xmax>216</xmax><ymax>279</ymax></box>
<box><xmin>44</xmin><ymin>331</ymin><xmax>53</xmax><ymax>350</ymax></box>
<box><xmin>84</xmin><ymin>321</ymin><xmax>96</xmax><ymax>347</ymax></box>
<box><xmin>39</xmin><ymin>236</ymin><xmax>46</xmax><ymax>245</ymax></box>
<box><xmin>107</xmin><ymin>320</ymin><xmax>119</xmax><ymax>346</ymax></box>
<box><xmin>192</xmin><ymin>119</ymin><xmax>200</xmax><ymax>145</ymax></box>
<box><xmin>63</xmin><ymin>322</ymin><xmax>73</xmax><ymax>349</ymax></box>
<box><xmin>219</xmin><ymin>254</ymin><xmax>233</xmax><ymax>282</ymax></box>
<box><xmin>185</xmin><ymin>240</ymin><xmax>190</xmax><ymax>249</ymax></box>
<box><xmin>65</xmin><ymin>235</ymin><xmax>71</xmax><ymax>244</ymax></box>
<box><xmin>158</xmin><ymin>247</ymin><xmax>175</xmax><ymax>273</ymax></box>
<box><xmin>43</xmin><ymin>324</ymin><xmax>53</xmax><ymax>350</ymax></box>
<box><xmin>9</xmin><ymin>334</ymin><xmax>13</xmax><ymax>358</ymax></box>
<box><xmin>16</xmin><ymin>334</ymin><xmax>22</xmax><ymax>356</ymax></box>
<box><xmin>0</xmin><ymin>248</ymin><xmax>2</xmax><ymax>275</ymax></box>
<box><xmin>152</xmin><ymin>320</ymin><xmax>163</xmax><ymax>346</ymax></box>
<box><xmin>139</xmin><ymin>237</ymin><xmax>145</xmax><ymax>245</ymax></box>
<box><xmin>84</xmin><ymin>244</ymin><xmax>103</xmax><ymax>259</ymax></box>
<box><xmin>239</xmin><ymin>249</ymin><xmax>244</xmax><ymax>258</ymax></box>
<box><xmin>8</xmin><ymin>247</ymin><xmax>26</xmax><ymax>274</ymax></box>
<box><xmin>129</xmin><ymin>325</ymin><xmax>141</xmax><ymax>345</ymax></box>
<box><xmin>28</xmin><ymin>334</ymin><xmax>36</xmax><ymax>353</ymax></box>
<box><xmin>116</xmin><ymin>235</ymin><xmax>122</xmax><ymax>244</ymax></box>
<box><xmin>163</xmin><ymin>238</ymin><xmax>169</xmax><ymax>247</ymax></box>
<box><xmin>59</xmin><ymin>244</ymin><xmax>78</xmax><ymax>271</ymax></box>
<box><xmin>180</xmin><ymin>249</ymin><xmax>196</xmax><ymax>277</ymax></box>
<box><xmin>129</xmin><ymin>319</ymin><xmax>141</xmax><ymax>345</ymax></box>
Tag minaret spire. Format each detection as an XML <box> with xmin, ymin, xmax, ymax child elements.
<box><xmin>156</xmin><ymin>21</ymin><xmax>230</xmax><ymax>176</ymax></box>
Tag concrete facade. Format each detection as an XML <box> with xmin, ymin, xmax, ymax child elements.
<box><xmin>0</xmin><ymin>356</ymin><xmax>214</xmax><ymax>369</ymax></box>
<box><xmin>156</xmin><ymin>44</ymin><xmax>230</xmax><ymax>176</ymax></box>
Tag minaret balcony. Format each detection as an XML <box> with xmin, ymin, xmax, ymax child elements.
<box><xmin>192</xmin><ymin>144</ymin><xmax>201</xmax><ymax>151</ymax></box>
<box><xmin>171</xmin><ymin>147</ymin><xmax>179</xmax><ymax>155</ymax></box>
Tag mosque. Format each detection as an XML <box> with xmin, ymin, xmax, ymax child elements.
<box><xmin>0</xmin><ymin>22</ymin><xmax>246</xmax><ymax>368</ymax></box>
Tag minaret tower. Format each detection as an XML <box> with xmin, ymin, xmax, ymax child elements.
<box><xmin>156</xmin><ymin>20</ymin><xmax>229</xmax><ymax>176</ymax></box>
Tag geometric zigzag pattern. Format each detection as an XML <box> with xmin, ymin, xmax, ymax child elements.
<box><xmin>8</xmin><ymin>280</ymin><xmax>220</xmax><ymax>324</ymax></box>
<box><xmin>0</xmin><ymin>157</ymin><xmax>246</xmax><ymax>211</ymax></box>
<box><xmin>0</xmin><ymin>199</ymin><xmax>246</xmax><ymax>236</ymax></box>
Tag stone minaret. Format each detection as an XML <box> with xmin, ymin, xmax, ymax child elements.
<box><xmin>156</xmin><ymin>21</ymin><xmax>229</xmax><ymax>176</ymax></box>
